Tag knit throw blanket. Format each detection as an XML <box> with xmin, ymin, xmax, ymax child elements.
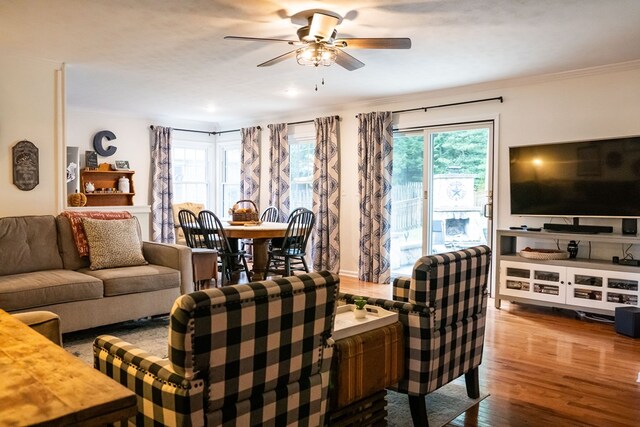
<box><xmin>61</xmin><ymin>211</ymin><xmax>132</xmax><ymax>257</ymax></box>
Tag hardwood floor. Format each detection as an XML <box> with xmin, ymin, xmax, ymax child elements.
<box><xmin>339</xmin><ymin>275</ymin><xmax>640</xmax><ymax>427</ymax></box>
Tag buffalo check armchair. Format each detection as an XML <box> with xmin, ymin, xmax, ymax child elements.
<box><xmin>340</xmin><ymin>245</ymin><xmax>491</xmax><ymax>427</ymax></box>
<box><xmin>94</xmin><ymin>271</ymin><xmax>339</xmax><ymax>427</ymax></box>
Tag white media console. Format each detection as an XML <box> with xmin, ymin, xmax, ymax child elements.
<box><xmin>495</xmin><ymin>229</ymin><xmax>640</xmax><ymax>315</ymax></box>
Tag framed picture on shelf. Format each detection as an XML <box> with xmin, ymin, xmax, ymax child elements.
<box><xmin>114</xmin><ymin>160</ymin><xmax>130</xmax><ymax>170</ymax></box>
<box><xmin>85</xmin><ymin>150</ymin><xmax>98</xmax><ymax>169</ymax></box>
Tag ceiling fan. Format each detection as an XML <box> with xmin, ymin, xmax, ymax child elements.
<box><xmin>224</xmin><ymin>10</ymin><xmax>411</xmax><ymax>71</ymax></box>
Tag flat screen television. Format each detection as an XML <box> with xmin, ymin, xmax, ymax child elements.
<box><xmin>509</xmin><ymin>136</ymin><xmax>640</xmax><ymax>218</ymax></box>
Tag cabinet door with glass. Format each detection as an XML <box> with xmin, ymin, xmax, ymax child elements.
<box><xmin>566</xmin><ymin>268</ymin><xmax>638</xmax><ymax>310</ymax></box>
<box><xmin>500</xmin><ymin>261</ymin><xmax>566</xmax><ymax>304</ymax></box>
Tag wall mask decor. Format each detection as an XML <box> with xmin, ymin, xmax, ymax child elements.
<box><xmin>12</xmin><ymin>140</ymin><xmax>39</xmax><ymax>191</ymax></box>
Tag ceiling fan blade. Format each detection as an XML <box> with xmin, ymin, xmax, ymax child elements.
<box><xmin>257</xmin><ymin>49</ymin><xmax>298</xmax><ymax>67</ymax></box>
<box><xmin>334</xmin><ymin>38</ymin><xmax>412</xmax><ymax>49</ymax></box>
<box><xmin>334</xmin><ymin>49</ymin><xmax>364</xmax><ymax>71</ymax></box>
<box><xmin>308</xmin><ymin>12</ymin><xmax>340</xmax><ymax>41</ymax></box>
<box><xmin>224</xmin><ymin>35</ymin><xmax>298</xmax><ymax>44</ymax></box>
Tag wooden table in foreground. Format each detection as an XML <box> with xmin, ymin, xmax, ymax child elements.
<box><xmin>223</xmin><ymin>222</ymin><xmax>289</xmax><ymax>280</ymax></box>
<box><xmin>0</xmin><ymin>309</ymin><xmax>137</xmax><ymax>426</ymax></box>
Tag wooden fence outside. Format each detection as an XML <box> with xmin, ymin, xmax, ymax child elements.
<box><xmin>391</xmin><ymin>182</ymin><xmax>422</xmax><ymax>232</ymax></box>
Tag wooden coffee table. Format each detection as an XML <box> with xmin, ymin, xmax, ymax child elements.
<box><xmin>0</xmin><ymin>309</ymin><xmax>138</xmax><ymax>425</ymax></box>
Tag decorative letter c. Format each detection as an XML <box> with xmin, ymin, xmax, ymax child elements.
<box><xmin>93</xmin><ymin>130</ymin><xmax>117</xmax><ymax>157</ymax></box>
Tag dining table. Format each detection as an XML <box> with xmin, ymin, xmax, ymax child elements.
<box><xmin>222</xmin><ymin>221</ymin><xmax>289</xmax><ymax>281</ymax></box>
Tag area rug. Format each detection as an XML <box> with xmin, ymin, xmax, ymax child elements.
<box><xmin>64</xmin><ymin>317</ymin><xmax>488</xmax><ymax>427</ymax></box>
<box><xmin>63</xmin><ymin>315</ymin><xmax>171</xmax><ymax>362</ymax></box>
<box><xmin>387</xmin><ymin>384</ymin><xmax>488</xmax><ymax>427</ymax></box>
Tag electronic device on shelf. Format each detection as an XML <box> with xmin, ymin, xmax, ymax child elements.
<box><xmin>509</xmin><ymin>135</ymin><xmax>640</xmax><ymax>232</ymax></box>
<box><xmin>543</xmin><ymin>222</ymin><xmax>613</xmax><ymax>234</ymax></box>
<box><xmin>612</xmin><ymin>256</ymin><xmax>640</xmax><ymax>266</ymax></box>
<box><xmin>622</xmin><ymin>218</ymin><xmax>638</xmax><ymax>235</ymax></box>
<box><xmin>509</xmin><ymin>225</ymin><xmax>541</xmax><ymax>231</ymax></box>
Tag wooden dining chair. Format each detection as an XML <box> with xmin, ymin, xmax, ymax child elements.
<box><xmin>198</xmin><ymin>210</ymin><xmax>251</xmax><ymax>285</ymax></box>
<box><xmin>266</xmin><ymin>208</ymin><xmax>315</xmax><ymax>277</ymax></box>
<box><xmin>261</xmin><ymin>206</ymin><xmax>280</xmax><ymax>222</ymax></box>
<box><xmin>172</xmin><ymin>202</ymin><xmax>204</xmax><ymax>245</ymax></box>
<box><xmin>271</xmin><ymin>206</ymin><xmax>304</xmax><ymax>249</ymax></box>
<box><xmin>287</xmin><ymin>207</ymin><xmax>306</xmax><ymax>221</ymax></box>
<box><xmin>177</xmin><ymin>209</ymin><xmax>206</xmax><ymax>248</ymax></box>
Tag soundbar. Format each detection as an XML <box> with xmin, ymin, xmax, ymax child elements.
<box><xmin>543</xmin><ymin>223</ymin><xmax>613</xmax><ymax>234</ymax></box>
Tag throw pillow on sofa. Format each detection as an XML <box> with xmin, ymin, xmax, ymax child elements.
<box><xmin>82</xmin><ymin>218</ymin><xmax>148</xmax><ymax>270</ymax></box>
<box><xmin>61</xmin><ymin>210</ymin><xmax>132</xmax><ymax>257</ymax></box>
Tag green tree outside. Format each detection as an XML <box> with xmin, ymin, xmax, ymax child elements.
<box><xmin>393</xmin><ymin>129</ymin><xmax>488</xmax><ymax>190</ymax></box>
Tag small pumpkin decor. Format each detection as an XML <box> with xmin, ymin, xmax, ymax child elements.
<box><xmin>68</xmin><ymin>191</ymin><xmax>87</xmax><ymax>207</ymax></box>
<box><xmin>353</xmin><ymin>296</ymin><xmax>367</xmax><ymax>319</ymax></box>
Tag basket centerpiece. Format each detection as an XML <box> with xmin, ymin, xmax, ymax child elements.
<box><xmin>519</xmin><ymin>247</ymin><xmax>570</xmax><ymax>260</ymax></box>
<box><xmin>229</xmin><ymin>199</ymin><xmax>260</xmax><ymax>223</ymax></box>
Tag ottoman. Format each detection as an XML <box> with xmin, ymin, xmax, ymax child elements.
<box><xmin>329</xmin><ymin>321</ymin><xmax>404</xmax><ymax>426</ymax></box>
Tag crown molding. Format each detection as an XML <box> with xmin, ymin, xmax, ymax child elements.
<box><xmin>334</xmin><ymin>59</ymin><xmax>640</xmax><ymax>113</ymax></box>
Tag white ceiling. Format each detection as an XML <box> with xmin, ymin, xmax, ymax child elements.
<box><xmin>2</xmin><ymin>0</ymin><xmax>640</xmax><ymax>124</ymax></box>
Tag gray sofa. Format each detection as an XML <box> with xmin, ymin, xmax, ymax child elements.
<box><xmin>0</xmin><ymin>215</ymin><xmax>193</xmax><ymax>333</ymax></box>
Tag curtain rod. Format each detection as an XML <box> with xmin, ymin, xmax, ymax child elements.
<box><xmin>393</xmin><ymin>118</ymin><xmax>495</xmax><ymax>133</ymax></box>
<box><xmin>355</xmin><ymin>96</ymin><xmax>503</xmax><ymax>118</ymax></box>
<box><xmin>150</xmin><ymin>116</ymin><xmax>341</xmax><ymax>134</ymax></box>
<box><xmin>149</xmin><ymin>125</ymin><xmax>261</xmax><ymax>135</ymax></box>
<box><xmin>285</xmin><ymin>115</ymin><xmax>340</xmax><ymax>126</ymax></box>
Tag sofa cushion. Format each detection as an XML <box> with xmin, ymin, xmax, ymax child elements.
<box><xmin>0</xmin><ymin>216</ymin><xmax>64</xmax><ymax>276</ymax></box>
<box><xmin>0</xmin><ymin>270</ymin><xmax>103</xmax><ymax>311</ymax></box>
<box><xmin>56</xmin><ymin>215</ymin><xmax>90</xmax><ymax>271</ymax></box>
<box><xmin>82</xmin><ymin>218</ymin><xmax>148</xmax><ymax>270</ymax></box>
<box><xmin>79</xmin><ymin>264</ymin><xmax>180</xmax><ymax>297</ymax></box>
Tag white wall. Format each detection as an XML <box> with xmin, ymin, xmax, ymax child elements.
<box><xmin>0</xmin><ymin>55</ymin><xmax>63</xmax><ymax>216</ymax></box>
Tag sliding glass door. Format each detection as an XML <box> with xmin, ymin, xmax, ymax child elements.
<box><xmin>391</xmin><ymin>123</ymin><xmax>494</xmax><ymax>276</ymax></box>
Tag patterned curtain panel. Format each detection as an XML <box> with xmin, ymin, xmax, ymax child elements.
<box><xmin>151</xmin><ymin>126</ymin><xmax>175</xmax><ymax>243</ymax></box>
<box><xmin>268</xmin><ymin>123</ymin><xmax>290</xmax><ymax>221</ymax></box>
<box><xmin>312</xmin><ymin>116</ymin><xmax>340</xmax><ymax>273</ymax></box>
<box><xmin>240</xmin><ymin>126</ymin><xmax>261</xmax><ymax>206</ymax></box>
<box><xmin>357</xmin><ymin>112</ymin><xmax>393</xmax><ymax>284</ymax></box>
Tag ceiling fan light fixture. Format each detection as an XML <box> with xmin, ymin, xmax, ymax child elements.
<box><xmin>225</xmin><ymin>8</ymin><xmax>411</xmax><ymax>71</ymax></box>
<box><xmin>296</xmin><ymin>43</ymin><xmax>337</xmax><ymax>67</ymax></box>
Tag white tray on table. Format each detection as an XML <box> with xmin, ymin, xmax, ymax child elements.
<box><xmin>332</xmin><ymin>304</ymin><xmax>399</xmax><ymax>341</ymax></box>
